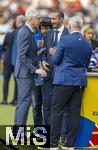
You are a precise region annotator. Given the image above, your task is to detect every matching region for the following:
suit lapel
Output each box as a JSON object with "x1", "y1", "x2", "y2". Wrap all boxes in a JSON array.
[
  {"x1": 50, "y1": 29, "x2": 55, "y2": 47},
  {"x1": 24, "y1": 24, "x2": 33, "y2": 36}
]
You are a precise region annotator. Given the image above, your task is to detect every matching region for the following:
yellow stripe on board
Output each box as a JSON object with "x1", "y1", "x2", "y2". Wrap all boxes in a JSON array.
[{"x1": 81, "y1": 76, "x2": 98, "y2": 124}]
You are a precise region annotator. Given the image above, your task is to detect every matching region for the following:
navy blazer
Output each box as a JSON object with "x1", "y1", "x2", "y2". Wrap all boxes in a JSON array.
[
  {"x1": 14, "y1": 24, "x2": 37, "y2": 78},
  {"x1": 2, "y1": 31, "x2": 14, "y2": 65},
  {"x1": 43, "y1": 27, "x2": 69, "y2": 81},
  {"x1": 52, "y1": 32, "x2": 92, "y2": 87}
]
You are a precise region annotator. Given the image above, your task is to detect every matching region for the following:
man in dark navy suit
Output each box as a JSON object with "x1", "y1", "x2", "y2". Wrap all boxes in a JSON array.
[
  {"x1": 14, "y1": 8, "x2": 47, "y2": 127},
  {"x1": 50, "y1": 16, "x2": 92, "y2": 150},
  {"x1": 42, "y1": 10, "x2": 69, "y2": 142},
  {"x1": 1, "y1": 31, "x2": 14, "y2": 104}
]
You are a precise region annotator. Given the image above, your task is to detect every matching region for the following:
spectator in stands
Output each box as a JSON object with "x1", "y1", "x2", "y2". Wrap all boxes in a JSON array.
[
  {"x1": 81, "y1": 24, "x2": 98, "y2": 50},
  {"x1": 10, "y1": 15, "x2": 26, "y2": 106},
  {"x1": 1, "y1": 15, "x2": 25, "y2": 105}
]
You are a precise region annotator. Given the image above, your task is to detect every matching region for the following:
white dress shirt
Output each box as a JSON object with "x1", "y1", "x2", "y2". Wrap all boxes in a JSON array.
[
  {"x1": 25, "y1": 23, "x2": 34, "y2": 33},
  {"x1": 57, "y1": 25, "x2": 65, "y2": 42}
]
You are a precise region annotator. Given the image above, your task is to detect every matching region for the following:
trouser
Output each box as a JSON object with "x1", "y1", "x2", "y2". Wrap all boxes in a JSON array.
[
  {"x1": 33, "y1": 85, "x2": 43, "y2": 125},
  {"x1": 3, "y1": 64, "x2": 18, "y2": 102},
  {"x1": 42, "y1": 81, "x2": 53, "y2": 125},
  {"x1": 43, "y1": 81, "x2": 69, "y2": 140},
  {"x1": 14, "y1": 78, "x2": 35, "y2": 125},
  {"x1": 50, "y1": 85, "x2": 84, "y2": 147}
]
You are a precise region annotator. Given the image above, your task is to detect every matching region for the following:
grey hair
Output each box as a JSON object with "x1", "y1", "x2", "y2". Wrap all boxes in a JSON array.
[
  {"x1": 16, "y1": 15, "x2": 26, "y2": 25},
  {"x1": 68, "y1": 16, "x2": 83, "y2": 30},
  {"x1": 25, "y1": 8, "x2": 40, "y2": 20}
]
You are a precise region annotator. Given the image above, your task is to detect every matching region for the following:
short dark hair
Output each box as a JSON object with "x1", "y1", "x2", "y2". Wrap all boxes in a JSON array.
[
  {"x1": 57, "y1": 10, "x2": 64, "y2": 19},
  {"x1": 51, "y1": 9, "x2": 64, "y2": 19},
  {"x1": 40, "y1": 17, "x2": 51, "y2": 23},
  {"x1": 39, "y1": 17, "x2": 52, "y2": 28}
]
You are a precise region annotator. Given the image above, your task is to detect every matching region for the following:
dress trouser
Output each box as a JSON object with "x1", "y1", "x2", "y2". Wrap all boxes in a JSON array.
[
  {"x1": 50, "y1": 85, "x2": 84, "y2": 147},
  {"x1": 32, "y1": 85, "x2": 43, "y2": 125},
  {"x1": 3, "y1": 64, "x2": 18, "y2": 102},
  {"x1": 42, "y1": 81, "x2": 53, "y2": 125},
  {"x1": 14, "y1": 78, "x2": 35, "y2": 125}
]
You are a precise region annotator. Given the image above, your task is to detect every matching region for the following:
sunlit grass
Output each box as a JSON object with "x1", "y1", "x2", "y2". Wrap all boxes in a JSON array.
[
  {"x1": 0, "y1": 75, "x2": 36, "y2": 149},
  {"x1": 0, "y1": 75, "x2": 34, "y2": 125},
  {"x1": 0, "y1": 75, "x2": 14, "y2": 103}
]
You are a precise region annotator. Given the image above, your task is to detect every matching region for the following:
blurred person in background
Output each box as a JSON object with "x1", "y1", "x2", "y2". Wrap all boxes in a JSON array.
[
  {"x1": 11, "y1": 15, "x2": 26, "y2": 69},
  {"x1": 81, "y1": 24, "x2": 98, "y2": 50},
  {"x1": 0, "y1": 51, "x2": 3, "y2": 74},
  {"x1": 0, "y1": 14, "x2": 11, "y2": 75},
  {"x1": 63, "y1": 15, "x2": 69, "y2": 28},
  {"x1": 10, "y1": 15, "x2": 26, "y2": 106},
  {"x1": 0, "y1": 15, "x2": 11, "y2": 46},
  {"x1": 1, "y1": 15, "x2": 25, "y2": 105},
  {"x1": 1, "y1": 23, "x2": 15, "y2": 105},
  {"x1": 81, "y1": 24, "x2": 98, "y2": 71}
]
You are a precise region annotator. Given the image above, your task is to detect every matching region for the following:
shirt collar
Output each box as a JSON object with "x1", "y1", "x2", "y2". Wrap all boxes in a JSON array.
[
  {"x1": 54, "y1": 25, "x2": 65, "y2": 33},
  {"x1": 70, "y1": 31, "x2": 81, "y2": 34},
  {"x1": 25, "y1": 23, "x2": 34, "y2": 33},
  {"x1": 58, "y1": 25, "x2": 65, "y2": 33}
]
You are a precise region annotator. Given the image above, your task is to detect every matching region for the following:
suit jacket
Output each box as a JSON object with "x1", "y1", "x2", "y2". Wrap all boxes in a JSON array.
[
  {"x1": 14, "y1": 24, "x2": 37, "y2": 79},
  {"x1": 43, "y1": 27, "x2": 69, "y2": 81},
  {"x1": 52, "y1": 32, "x2": 92, "y2": 87},
  {"x1": 91, "y1": 39, "x2": 98, "y2": 50},
  {"x1": 2, "y1": 31, "x2": 14, "y2": 65},
  {"x1": 11, "y1": 27, "x2": 23, "y2": 66}
]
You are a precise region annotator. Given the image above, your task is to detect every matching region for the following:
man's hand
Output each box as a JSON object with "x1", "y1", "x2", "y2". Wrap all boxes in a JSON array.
[
  {"x1": 37, "y1": 48, "x2": 46, "y2": 55},
  {"x1": 49, "y1": 47, "x2": 56, "y2": 55},
  {"x1": 35, "y1": 69, "x2": 47, "y2": 77},
  {"x1": 42, "y1": 61, "x2": 49, "y2": 71},
  {"x1": 37, "y1": 50, "x2": 43, "y2": 55}
]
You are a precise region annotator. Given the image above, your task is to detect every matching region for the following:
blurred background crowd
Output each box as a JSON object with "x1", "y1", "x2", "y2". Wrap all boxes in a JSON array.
[
  {"x1": 0, "y1": 0, "x2": 98, "y2": 50},
  {"x1": 0, "y1": 0, "x2": 98, "y2": 39}
]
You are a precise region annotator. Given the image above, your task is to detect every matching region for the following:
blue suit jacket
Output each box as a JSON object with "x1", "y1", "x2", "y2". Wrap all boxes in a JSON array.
[
  {"x1": 43, "y1": 27, "x2": 69, "y2": 81},
  {"x1": 52, "y1": 32, "x2": 92, "y2": 87},
  {"x1": 11, "y1": 27, "x2": 22, "y2": 66},
  {"x1": 14, "y1": 24, "x2": 37, "y2": 79},
  {"x1": 2, "y1": 31, "x2": 14, "y2": 65}
]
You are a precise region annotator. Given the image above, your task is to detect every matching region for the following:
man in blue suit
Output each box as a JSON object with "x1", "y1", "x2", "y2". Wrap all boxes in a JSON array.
[
  {"x1": 50, "y1": 16, "x2": 92, "y2": 149},
  {"x1": 42, "y1": 10, "x2": 69, "y2": 143},
  {"x1": 14, "y1": 8, "x2": 47, "y2": 127}
]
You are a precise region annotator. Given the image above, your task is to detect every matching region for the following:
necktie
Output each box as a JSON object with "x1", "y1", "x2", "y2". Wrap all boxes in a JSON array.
[{"x1": 53, "y1": 30, "x2": 59, "y2": 48}]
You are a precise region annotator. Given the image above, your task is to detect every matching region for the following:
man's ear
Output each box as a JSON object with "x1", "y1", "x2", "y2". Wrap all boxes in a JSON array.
[{"x1": 59, "y1": 17, "x2": 63, "y2": 24}]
